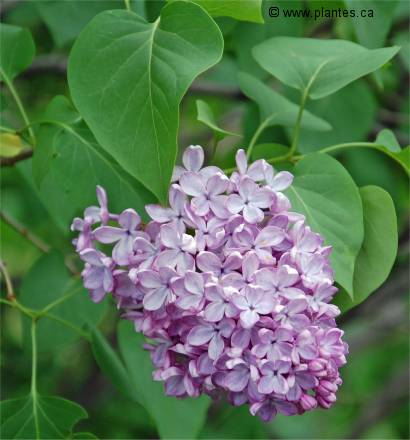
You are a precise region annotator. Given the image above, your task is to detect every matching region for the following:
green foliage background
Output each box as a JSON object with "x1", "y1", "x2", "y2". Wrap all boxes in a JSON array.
[{"x1": 1, "y1": 0, "x2": 409, "y2": 439}]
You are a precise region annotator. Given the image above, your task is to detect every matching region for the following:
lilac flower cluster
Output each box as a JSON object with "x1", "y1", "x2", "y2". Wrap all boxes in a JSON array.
[{"x1": 72, "y1": 146, "x2": 348, "y2": 422}]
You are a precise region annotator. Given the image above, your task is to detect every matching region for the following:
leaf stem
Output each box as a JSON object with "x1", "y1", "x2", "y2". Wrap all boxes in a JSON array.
[
  {"x1": 289, "y1": 89, "x2": 308, "y2": 157},
  {"x1": 0, "y1": 211, "x2": 50, "y2": 252},
  {"x1": 0, "y1": 68, "x2": 36, "y2": 145},
  {"x1": 39, "y1": 285, "x2": 83, "y2": 315},
  {"x1": 319, "y1": 142, "x2": 387, "y2": 154},
  {"x1": 124, "y1": 0, "x2": 131, "y2": 11},
  {"x1": 31, "y1": 318, "x2": 40, "y2": 439},
  {"x1": 0, "y1": 259, "x2": 15, "y2": 300}
]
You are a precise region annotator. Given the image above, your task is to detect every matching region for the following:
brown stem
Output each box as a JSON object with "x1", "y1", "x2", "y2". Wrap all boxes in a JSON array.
[
  {"x1": 1, "y1": 148, "x2": 33, "y2": 166},
  {"x1": 0, "y1": 210, "x2": 50, "y2": 253},
  {"x1": 0, "y1": 259, "x2": 15, "y2": 300}
]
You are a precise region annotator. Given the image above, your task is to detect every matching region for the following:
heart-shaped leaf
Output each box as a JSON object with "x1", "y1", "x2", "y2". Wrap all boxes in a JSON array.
[
  {"x1": 253, "y1": 37, "x2": 399, "y2": 99},
  {"x1": 1, "y1": 395, "x2": 87, "y2": 439},
  {"x1": 334, "y1": 186, "x2": 398, "y2": 313},
  {"x1": 118, "y1": 321, "x2": 210, "y2": 439},
  {"x1": 0, "y1": 23, "x2": 35, "y2": 81},
  {"x1": 68, "y1": 2, "x2": 223, "y2": 203},
  {"x1": 285, "y1": 153, "x2": 364, "y2": 296},
  {"x1": 238, "y1": 72, "x2": 331, "y2": 131},
  {"x1": 31, "y1": 96, "x2": 155, "y2": 231}
]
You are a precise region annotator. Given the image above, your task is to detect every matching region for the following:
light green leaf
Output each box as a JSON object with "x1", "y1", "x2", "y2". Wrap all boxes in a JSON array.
[
  {"x1": 31, "y1": 96, "x2": 155, "y2": 231},
  {"x1": 238, "y1": 72, "x2": 331, "y2": 131},
  {"x1": 285, "y1": 153, "x2": 364, "y2": 296},
  {"x1": 0, "y1": 23, "x2": 35, "y2": 81},
  {"x1": 253, "y1": 37, "x2": 399, "y2": 99},
  {"x1": 196, "y1": 100, "x2": 240, "y2": 140},
  {"x1": 68, "y1": 2, "x2": 223, "y2": 203},
  {"x1": 118, "y1": 321, "x2": 210, "y2": 439},
  {"x1": 334, "y1": 186, "x2": 398, "y2": 313},
  {"x1": 0, "y1": 133, "x2": 24, "y2": 158},
  {"x1": 90, "y1": 326, "x2": 138, "y2": 403},
  {"x1": 1, "y1": 395, "x2": 87, "y2": 439},
  {"x1": 35, "y1": 0, "x2": 118, "y2": 48},
  {"x1": 345, "y1": 0, "x2": 398, "y2": 49},
  {"x1": 290, "y1": 80, "x2": 377, "y2": 153},
  {"x1": 181, "y1": 0, "x2": 263, "y2": 23},
  {"x1": 20, "y1": 251, "x2": 106, "y2": 351},
  {"x1": 375, "y1": 128, "x2": 401, "y2": 152}
]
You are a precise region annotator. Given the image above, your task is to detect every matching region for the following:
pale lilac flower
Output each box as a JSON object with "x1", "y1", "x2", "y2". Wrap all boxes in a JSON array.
[
  {"x1": 180, "y1": 172, "x2": 229, "y2": 218},
  {"x1": 231, "y1": 149, "x2": 267, "y2": 183},
  {"x1": 94, "y1": 209, "x2": 141, "y2": 265},
  {"x1": 146, "y1": 185, "x2": 188, "y2": 232},
  {"x1": 172, "y1": 145, "x2": 204, "y2": 181},
  {"x1": 156, "y1": 223, "x2": 196, "y2": 271},
  {"x1": 255, "y1": 265, "x2": 304, "y2": 300},
  {"x1": 275, "y1": 298, "x2": 310, "y2": 331},
  {"x1": 187, "y1": 318, "x2": 235, "y2": 360},
  {"x1": 232, "y1": 286, "x2": 275, "y2": 328},
  {"x1": 203, "y1": 284, "x2": 238, "y2": 322},
  {"x1": 258, "y1": 360, "x2": 291, "y2": 395},
  {"x1": 139, "y1": 267, "x2": 178, "y2": 311},
  {"x1": 173, "y1": 271, "x2": 206, "y2": 310},
  {"x1": 196, "y1": 251, "x2": 242, "y2": 276},
  {"x1": 265, "y1": 166, "x2": 293, "y2": 191},
  {"x1": 227, "y1": 177, "x2": 275, "y2": 223},
  {"x1": 252, "y1": 327, "x2": 293, "y2": 361},
  {"x1": 80, "y1": 249, "x2": 114, "y2": 302}
]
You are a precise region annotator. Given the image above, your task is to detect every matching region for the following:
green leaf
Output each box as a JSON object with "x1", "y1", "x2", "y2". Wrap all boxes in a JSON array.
[
  {"x1": 237, "y1": 72, "x2": 331, "y2": 131},
  {"x1": 89, "y1": 326, "x2": 138, "y2": 403},
  {"x1": 253, "y1": 37, "x2": 400, "y2": 99},
  {"x1": 68, "y1": 2, "x2": 223, "y2": 203},
  {"x1": 31, "y1": 96, "x2": 155, "y2": 231},
  {"x1": 20, "y1": 251, "x2": 106, "y2": 351},
  {"x1": 35, "y1": 0, "x2": 118, "y2": 48},
  {"x1": 393, "y1": 31, "x2": 410, "y2": 72},
  {"x1": 334, "y1": 186, "x2": 398, "y2": 313},
  {"x1": 0, "y1": 23, "x2": 35, "y2": 81},
  {"x1": 196, "y1": 99, "x2": 240, "y2": 140},
  {"x1": 251, "y1": 143, "x2": 289, "y2": 161},
  {"x1": 291, "y1": 80, "x2": 377, "y2": 153},
  {"x1": 285, "y1": 153, "x2": 364, "y2": 296},
  {"x1": 72, "y1": 432, "x2": 98, "y2": 439},
  {"x1": 180, "y1": 0, "x2": 263, "y2": 23},
  {"x1": 232, "y1": 0, "x2": 304, "y2": 78},
  {"x1": 375, "y1": 128, "x2": 401, "y2": 152},
  {"x1": 345, "y1": 0, "x2": 398, "y2": 49},
  {"x1": 118, "y1": 321, "x2": 210, "y2": 439},
  {"x1": 1, "y1": 395, "x2": 87, "y2": 439}
]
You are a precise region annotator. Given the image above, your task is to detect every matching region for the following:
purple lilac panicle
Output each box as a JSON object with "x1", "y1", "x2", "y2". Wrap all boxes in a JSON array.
[{"x1": 72, "y1": 146, "x2": 348, "y2": 422}]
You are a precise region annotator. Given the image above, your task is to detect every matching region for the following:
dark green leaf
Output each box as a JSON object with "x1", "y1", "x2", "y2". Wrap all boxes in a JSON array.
[
  {"x1": 251, "y1": 143, "x2": 289, "y2": 161},
  {"x1": 68, "y1": 3, "x2": 223, "y2": 203},
  {"x1": 35, "y1": 0, "x2": 118, "y2": 48},
  {"x1": 20, "y1": 251, "x2": 106, "y2": 351},
  {"x1": 238, "y1": 72, "x2": 331, "y2": 131},
  {"x1": 1, "y1": 395, "x2": 87, "y2": 439},
  {"x1": 0, "y1": 23, "x2": 35, "y2": 81},
  {"x1": 196, "y1": 100, "x2": 240, "y2": 140},
  {"x1": 345, "y1": 0, "x2": 398, "y2": 49},
  {"x1": 253, "y1": 37, "x2": 399, "y2": 99},
  {"x1": 334, "y1": 186, "x2": 398, "y2": 313},
  {"x1": 181, "y1": 0, "x2": 263, "y2": 23},
  {"x1": 31, "y1": 96, "x2": 155, "y2": 231},
  {"x1": 118, "y1": 321, "x2": 210, "y2": 439},
  {"x1": 72, "y1": 432, "x2": 98, "y2": 439},
  {"x1": 285, "y1": 153, "x2": 364, "y2": 296},
  {"x1": 89, "y1": 326, "x2": 138, "y2": 403}
]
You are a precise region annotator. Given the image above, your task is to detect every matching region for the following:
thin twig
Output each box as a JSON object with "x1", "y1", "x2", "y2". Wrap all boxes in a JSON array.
[
  {"x1": 0, "y1": 148, "x2": 33, "y2": 166},
  {"x1": 0, "y1": 210, "x2": 50, "y2": 253},
  {"x1": 0, "y1": 259, "x2": 15, "y2": 300}
]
